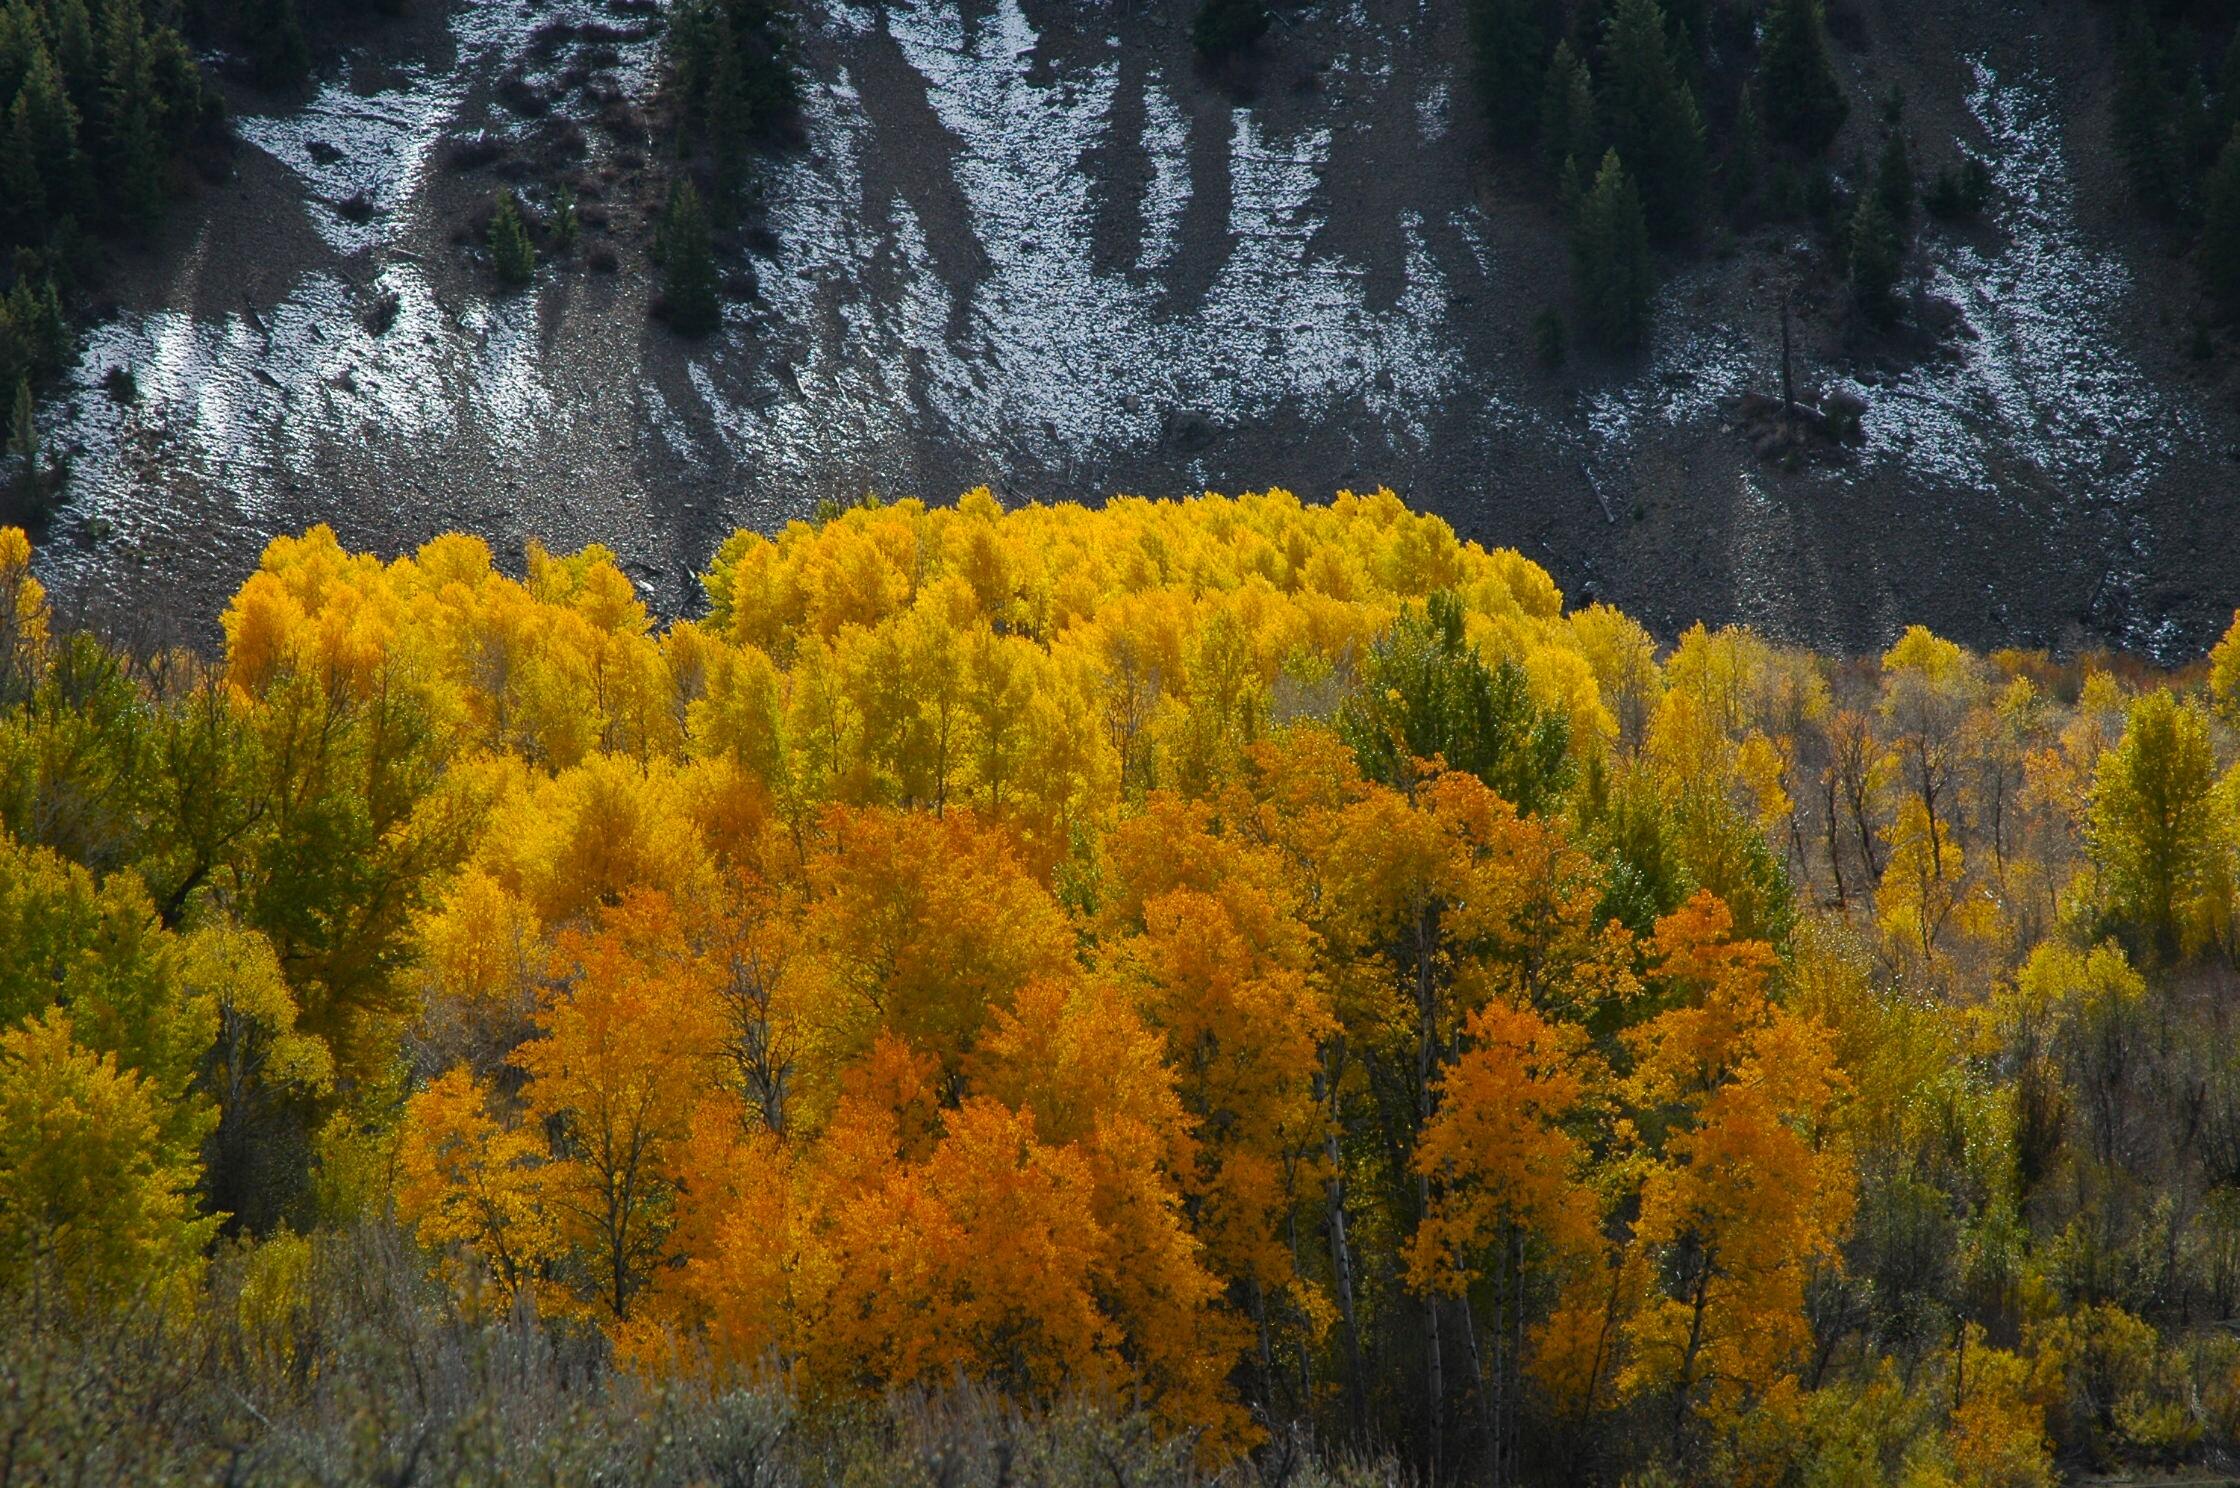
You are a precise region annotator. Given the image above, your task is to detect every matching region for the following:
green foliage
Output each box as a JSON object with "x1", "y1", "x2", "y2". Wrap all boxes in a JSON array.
[
  {"x1": 0, "y1": 1007, "x2": 214, "y2": 1306},
  {"x1": 1923, "y1": 153, "x2": 1991, "y2": 221},
  {"x1": 1598, "y1": 0, "x2": 1706, "y2": 242},
  {"x1": 1531, "y1": 305, "x2": 1566, "y2": 369},
  {"x1": 1191, "y1": 0, "x2": 1270, "y2": 61},
  {"x1": 1847, "y1": 187, "x2": 1902, "y2": 327},
  {"x1": 1573, "y1": 148, "x2": 1655, "y2": 350},
  {"x1": 667, "y1": 0, "x2": 799, "y2": 208},
  {"x1": 2090, "y1": 690, "x2": 2216, "y2": 963},
  {"x1": 2114, "y1": 6, "x2": 2182, "y2": 219},
  {"x1": 1876, "y1": 117, "x2": 1914, "y2": 229},
  {"x1": 1335, "y1": 589, "x2": 1573, "y2": 813},
  {"x1": 1754, "y1": 0, "x2": 1847, "y2": 157},
  {"x1": 2201, "y1": 124, "x2": 2240, "y2": 316},
  {"x1": 487, "y1": 190, "x2": 535, "y2": 289},
  {"x1": 1539, "y1": 40, "x2": 1599, "y2": 188},
  {"x1": 1466, "y1": 0, "x2": 1545, "y2": 148},
  {"x1": 656, "y1": 178, "x2": 721, "y2": 337},
  {"x1": 239, "y1": 0, "x2": 309, "y2": 90}
]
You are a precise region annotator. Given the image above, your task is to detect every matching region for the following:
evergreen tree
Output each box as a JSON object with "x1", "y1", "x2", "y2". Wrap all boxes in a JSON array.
[
  {"x1": 706, "y1": 19, "x2": 750, "y2": 207},
  {"x1": 1725, "y1": 86, "x2": 1764, "y2": 218},
  {"x1": 1466, "y1": 0, "x2": 1546, "y2": 149},
  {"x1": 1754, "y1": 0, "x2": 1846, "y2": 156},
  {"x1": 1847, "y1": 189, "x2": 1901, "y2": 327},
  {"x1": 1192, "y1": 0, "x2": 1269, "y2": 61},
  {"x1": 488, "y1": 191, "x2": 535, "y2": 289},
  {"x1": 656, "y1": 179, "x2": 720, "y2": 337},
  {"x1": 1335, "y1": 589, "x2": 1574, "y2": 811},
  {"x1": 2114, "y1": 6, "x2": 2180, "y2": 218},
  {"x1": 95, "y1": 3, "x2": 163, "y2": 233},
  {"x1": 1539, "y1": 41, "x2": 1598, "y2": 186},
  {"x1": 240, "y1": 0, "x2": 310, "y2": 90},
  {"x1": 1574, "y1": 149, "x2": 1655, "y2": 350},
  {"x1": 2218, "y1": 27, "x2": 2240, "y2": 149},
  {"x1": 7, "y1": 374, "x2": 36, "y2": 511},
  {"x1": 1599, "y1": 0, "x2": 1706, "y2": 242},
  {"x1": 2200, "y1": 124, "x2": 2240, "y2": 315},
  {"x1": 552, "y1": 184, "x2": 580, "y2": 252},
  {"x1": 1876, "y1": 119, "x2": 1914, "y2": 229},
  {"x1": 49, "y1": 0, "x2": 94, "y2": 119}
]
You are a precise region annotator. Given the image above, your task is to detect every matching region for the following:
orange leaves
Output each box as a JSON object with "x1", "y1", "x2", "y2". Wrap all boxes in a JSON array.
[
  {"x1": 1620, "y1": 892, "x2": 1853, "y2": 1427},
  {"x1": 796, "y1": 806, "x2": 1073, "y2": 1094},
  {"x1": 1409, "y1": 998, "x2": 1600, "y2": 1295},
  {"x1": 395, "y1": 1067, "x2": 557, "y2": 1307}
]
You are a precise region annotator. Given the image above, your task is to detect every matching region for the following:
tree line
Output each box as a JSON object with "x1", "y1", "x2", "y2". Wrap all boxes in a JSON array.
[{"x1": 6, "y1": 492, "x2": 2240, "y2": 1481}]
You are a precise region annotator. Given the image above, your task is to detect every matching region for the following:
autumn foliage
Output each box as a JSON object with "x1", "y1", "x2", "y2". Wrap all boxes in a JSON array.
[{"x1": 8, "y1": 492, "x2": 2240, "y2": 1483}]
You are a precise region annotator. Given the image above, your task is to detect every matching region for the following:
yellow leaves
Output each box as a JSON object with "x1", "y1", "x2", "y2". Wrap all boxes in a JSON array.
[
  {"x1": 0, "y1": 524, "x2": 47, "y2": 668},
  {"x1": 182, "y1": 919, "x2": 333, "y2": 1104},
  {"x1": 1618, "y1": 893, "x2": 1854, "y2": 1428},
  {"x1": 396, "y1": 1066, "x2": 557, "y2": 1306},
  {"x1": 1408, "y1": 998, "x2": 1599, "y2": 1294},
  {"x1": 0, "y1": 1007, "x2": 213, "y2": 1308},
  {"x1": 1947, "y1": 1328, "x2": 2055, "y2": 1488},
  {"x1": 1884, "y1": 624, "x2": 1971, "y2": 686}
]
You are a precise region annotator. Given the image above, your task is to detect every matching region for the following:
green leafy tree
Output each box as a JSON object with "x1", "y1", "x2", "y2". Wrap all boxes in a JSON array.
[
  {"x1": 1599, "y1": 0, "x2": 1706, "y2": 241},
  {"x1": 488, "y1": 190, "x2": 536, "y2": 289},
  {"x1": 1754, "y1": 0, "x2": 1847, "y2": 156},
  {"x1": 657, "y1": 179, "x2": 721, "y2": 337},
  {"x1": 0, "y1": 1007, "x2": 214, "y2": 1307},
  {"x1": 1337, "y1": 590, "x2": 1573, "y2": 813},
  {"x1": 1573, "y1": 148, "x2": 1655, "y2": 351}
]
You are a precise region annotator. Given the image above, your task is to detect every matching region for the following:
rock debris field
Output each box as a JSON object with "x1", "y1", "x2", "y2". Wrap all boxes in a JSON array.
[{"x1": 29, "y1": 0, "x2": 2240, "y2": 659}]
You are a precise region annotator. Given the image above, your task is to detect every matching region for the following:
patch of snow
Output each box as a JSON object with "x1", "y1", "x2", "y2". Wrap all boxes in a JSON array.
[
  {"x1": 1137, "y1": 73, "x2": 1190, "y2": 276},
  {"x1": 1417, "y1": 78, "x2": 1450, "y2": 144},
  {"x1": 1832, "y1": 58, "x2": 2187, "y2": 509}
]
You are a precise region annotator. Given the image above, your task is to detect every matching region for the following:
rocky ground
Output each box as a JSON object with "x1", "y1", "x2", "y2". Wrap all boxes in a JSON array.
[{"x1": 23, "y1": 0, "x2": 2240, "y2": 661}]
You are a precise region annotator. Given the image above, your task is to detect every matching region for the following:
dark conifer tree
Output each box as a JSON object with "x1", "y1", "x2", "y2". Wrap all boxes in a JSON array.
[
  {"x1": 1599, "y1": 0, "x2": 1705, "y2": 242},
  {"x1": 488, "y1": 191, "x2": 535, "y2": 288},
  {"x1": 2115, "y1": 7, "x2": 2181, "y2": 218},
  {"x1": 1725, "y1": 86, "x2": 1764, "y2": 218},
  {"x1": 1877, "y1": 118, "x2": 1914, "y2": 230},
  {"x1": 6, "y1": 373, "x2": 37, "y2": 512},
  {"x1": 656, "y1": 179, "x2": 721, "y2": 337},
  {"x1": 1466, "y1": 0, "x2": 1546, "y2": 148},
  {"x1": 1848, "y1": 189, "x2": 1902, "y2": 326},
  {"x1": 1539, "y1": 40, "x2": 1598, "y2": 186},
  {"x1": 240, "y1": 0, "x2": 310, "y2": 90},
  {"x1": 1574, "y1": 149, "x2": 1654, "y2": 350},
  {"x1": 2200, "y1": 124, "x2": 2240, "y2": 315},
  {"x1": 1755, "y1": 0, "x2": 1846, "y2": 156},
  {"x1": 95, "y1": 3, "x2": 164, "y2": 232},
  {"x1": 1191, "y1": 0, "x2": 1269, "y2": 61}
]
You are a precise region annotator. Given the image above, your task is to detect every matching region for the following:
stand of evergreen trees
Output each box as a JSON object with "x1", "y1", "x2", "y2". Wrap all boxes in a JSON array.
[
  {"x1": 654, "y1": 0, "x2": 797, "y2": 336},
  {"x1": 2114, "y1": 5, "x2": 2240, "y2": 320},
  {"x1": 0, "y1": 0, "x2": 227, "y2": 518},
  {"x1": 1469, "y1": 0, "x2": 1975, "y2": 353}
]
